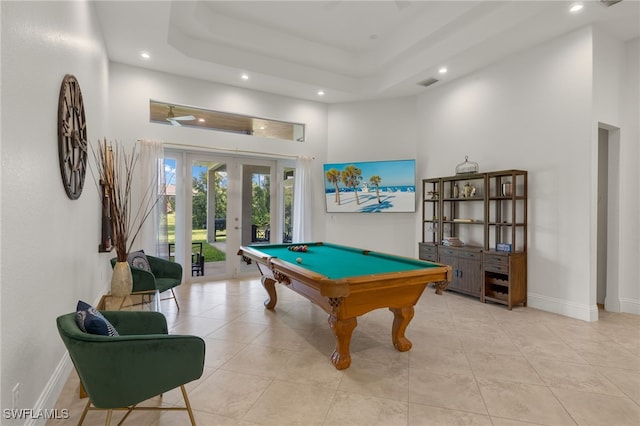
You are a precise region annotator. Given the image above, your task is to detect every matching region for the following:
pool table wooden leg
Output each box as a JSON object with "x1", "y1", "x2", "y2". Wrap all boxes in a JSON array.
[
  {"x1": 328, "y1": 315, "x2": 357, "y2": 370},
  {"x1": 434, "y1": 280, "x2": 449, "y2": 295},
  {"x1": 390, "y1": 306, "x2": 414, "y2": 351},
  {"x1": 261, "y1": 276, "x2": 277, "y2": 309}
]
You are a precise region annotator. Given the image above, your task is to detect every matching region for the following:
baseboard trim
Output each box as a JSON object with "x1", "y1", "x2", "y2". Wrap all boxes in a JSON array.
[
  {"x1": 26, "y1": 353, "x2": 73, "y2": 426},
  {"x1": 527, "y1": 293, "x2": 598, "y2": 322},
  {"x1": 620, "y1": 298, "x2": 640, "y2": 315}
]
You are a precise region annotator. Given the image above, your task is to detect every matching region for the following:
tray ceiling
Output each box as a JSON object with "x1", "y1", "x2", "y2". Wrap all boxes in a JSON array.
[{"x1": 96, "y1": 1, "x2": 640, "y2": 103}]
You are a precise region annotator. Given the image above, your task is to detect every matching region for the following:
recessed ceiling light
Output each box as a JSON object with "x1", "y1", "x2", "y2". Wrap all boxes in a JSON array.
[
  {"x1": 198, "y1": 118, "x2": 205, "y2": 123},
  {"x1": 317, "y1": 90, "x2": 325, "y2": 96},
  {"x1": 438, "y1": 67, "x2": 448, "y2": 74},
  {"x1": 570, "y1": 3, "x2": 583, "y2": 13},
  {"x1": 241, "y1": 74, "x2": 249, "y2": 80},
  {"x1": 140, "y1": 51, "x2": 150, "y2": 59}
]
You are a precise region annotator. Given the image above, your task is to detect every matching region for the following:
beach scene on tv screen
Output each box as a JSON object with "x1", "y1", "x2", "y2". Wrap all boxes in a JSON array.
[{"x1": 323, "y1": 159, "x2": 416, "y2": 213}]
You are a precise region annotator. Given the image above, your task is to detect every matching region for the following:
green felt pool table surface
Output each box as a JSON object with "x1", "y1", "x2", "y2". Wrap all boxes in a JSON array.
[{"x1": 247, "y1": 242, "x2": 443, "y2": 280}]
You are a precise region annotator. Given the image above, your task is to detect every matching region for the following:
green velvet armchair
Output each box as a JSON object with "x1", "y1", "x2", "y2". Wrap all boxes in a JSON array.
[
  {"x1": 57, "y1": 310, "x2": 205, "y2": 425},
  {"x1": 111, "y1": 255, "x2": 183, "y2": 309}
]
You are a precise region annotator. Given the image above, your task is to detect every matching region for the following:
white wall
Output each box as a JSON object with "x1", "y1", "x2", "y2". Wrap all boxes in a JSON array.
[
  {"x1": 592, "y1": 29, "x2": 624, "y2": 313},
  {"x1": 593, "y1": 28, "x2": 624, "y2": 127},
  {"x1": 1, "y1": 0, "x2": 110, "y2": 420},
  {"x1": 107, "y1": 63, "x2": 329, "y2": 245},
  {"x1": 416, "y1": 27, "x2": 596, "y2": 320},
  {"x1": 325, "y1": 97, "x2": 419, "y2": 257},
  {"x1": 617, "y1": 37, "x2": 640, "y2": 313},
  {"x1": 583, "y1": 29, "x2": 639, "y2": 315}
]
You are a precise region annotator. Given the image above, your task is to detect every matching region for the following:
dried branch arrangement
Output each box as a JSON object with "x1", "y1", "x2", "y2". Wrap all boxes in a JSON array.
[{"x1": 92, "y1": 139, "x2": 165, "y2": 262}]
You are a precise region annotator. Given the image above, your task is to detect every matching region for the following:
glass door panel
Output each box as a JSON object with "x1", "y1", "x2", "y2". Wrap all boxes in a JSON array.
[
  {"x1": 191, "y1": 160, "x2": 228, "y2": 279},
  {"x1": 164, "y1": 156, "x2": 179, "y2": 264},
  {"x1": 241, "y1": 164, "x2": 272, "y2": 246},
  {"x1": 283, "y1": 167, "x2": 295, "y2": 243},
  {"x1": 236, "y1": 161, "x2": 277, "y2": 276}
]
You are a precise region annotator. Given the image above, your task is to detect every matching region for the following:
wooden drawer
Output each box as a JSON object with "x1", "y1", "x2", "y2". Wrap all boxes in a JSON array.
[
  {"x1": 439, "y1": 247, "x2": 482, "y2": 261},
  {"x1": 419, "y1": 244, "x2": 437, "y2": 261},
  {"x1": 484, "y1": 262, "x2": 509, "y2": 274},
  {"x1": 484, "y1": 253, "x2": 509, "y2": 265}
]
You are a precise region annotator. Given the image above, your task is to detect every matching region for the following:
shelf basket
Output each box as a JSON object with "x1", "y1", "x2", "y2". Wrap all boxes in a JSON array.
[{"x1": 455, "y1": 156, "x2": 479, "y2": 175}]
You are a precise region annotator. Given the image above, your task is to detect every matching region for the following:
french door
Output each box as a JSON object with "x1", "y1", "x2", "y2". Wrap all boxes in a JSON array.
[{"x1": 166, "y1": 151, "x2": 278, "y2": 281}]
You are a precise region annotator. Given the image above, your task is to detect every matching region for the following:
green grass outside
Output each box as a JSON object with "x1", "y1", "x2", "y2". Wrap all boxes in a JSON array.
[{"x1": 167, "y1": 212, "x2": 226, "y2": 261}]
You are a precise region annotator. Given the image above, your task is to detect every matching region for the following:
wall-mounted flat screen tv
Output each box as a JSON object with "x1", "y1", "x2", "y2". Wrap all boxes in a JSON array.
[{"x1": 323, "y1": 159, "x2": 416, "y2": 213}]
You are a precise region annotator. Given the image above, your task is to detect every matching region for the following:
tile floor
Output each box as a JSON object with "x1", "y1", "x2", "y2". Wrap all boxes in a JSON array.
[{"x1": 49, "y1": 278, "x2": 640, "y2": 425}]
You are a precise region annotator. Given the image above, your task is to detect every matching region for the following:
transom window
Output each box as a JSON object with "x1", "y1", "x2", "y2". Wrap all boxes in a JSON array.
[{"x1": 149, "y1": 100, "x2": 305, "y2": 142}]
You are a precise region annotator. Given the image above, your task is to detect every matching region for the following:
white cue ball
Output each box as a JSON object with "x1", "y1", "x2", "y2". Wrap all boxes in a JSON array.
[{"x1": 296, "y1": 257, "x2": 302, "y2": 264}]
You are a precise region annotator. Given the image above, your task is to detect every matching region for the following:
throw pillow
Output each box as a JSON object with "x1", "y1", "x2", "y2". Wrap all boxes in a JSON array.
[
  {"x1": 75, "y1": 300, "x2": 119, "y2": 336},
  {"x1": 127, "y1": 250, "x2": 151, "y2": 272}
]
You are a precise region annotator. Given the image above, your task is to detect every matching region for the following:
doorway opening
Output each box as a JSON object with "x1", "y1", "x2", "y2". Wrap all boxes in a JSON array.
[{"x1": 597, "y1": 124, "x2": 621, "y2": 312}]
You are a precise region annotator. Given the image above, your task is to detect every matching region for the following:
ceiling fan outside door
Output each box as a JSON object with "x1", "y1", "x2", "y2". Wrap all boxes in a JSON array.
[{"x1": 166, "y1": 106, "x2": 195, "y2": 126}]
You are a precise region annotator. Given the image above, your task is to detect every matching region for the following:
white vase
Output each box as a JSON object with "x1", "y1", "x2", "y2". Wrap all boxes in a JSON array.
[{"x1": 111, "y1": 261, "x2": 133, "y2": 297}]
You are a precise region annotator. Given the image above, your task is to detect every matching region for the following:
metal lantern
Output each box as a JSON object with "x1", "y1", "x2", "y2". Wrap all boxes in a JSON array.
[{"x1": 455, "y1": 156, "x2": 479, "y2": 175}]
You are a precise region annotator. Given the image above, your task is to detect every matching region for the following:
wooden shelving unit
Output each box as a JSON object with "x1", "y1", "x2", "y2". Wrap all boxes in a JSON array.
[{"x1": 419, "y1": 170, "x2": 527, "y2": 309}]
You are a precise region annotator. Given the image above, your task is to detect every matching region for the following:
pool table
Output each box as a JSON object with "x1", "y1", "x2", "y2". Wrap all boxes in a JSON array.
[{"x1": 238, "y1": 242, "x2": 452, "y2": 370}]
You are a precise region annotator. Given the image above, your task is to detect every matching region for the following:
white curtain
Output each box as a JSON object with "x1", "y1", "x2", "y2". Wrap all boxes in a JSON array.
[
  {"x1": 138, "y1": 139, "x2": 168, "y2": 257},
  {"x1": 292, "y1": 155, "x2": 313, "y2": 243}
]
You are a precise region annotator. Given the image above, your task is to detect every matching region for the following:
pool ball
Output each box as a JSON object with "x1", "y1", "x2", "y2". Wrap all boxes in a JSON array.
[{"x1": 296, "y1": 257, "x2": 302, "y2": 264}]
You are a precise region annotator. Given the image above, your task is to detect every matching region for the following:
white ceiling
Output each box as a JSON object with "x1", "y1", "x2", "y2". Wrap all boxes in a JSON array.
[{"x1": 95, "y1": 0, "x2": 640, "y2": 103}]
